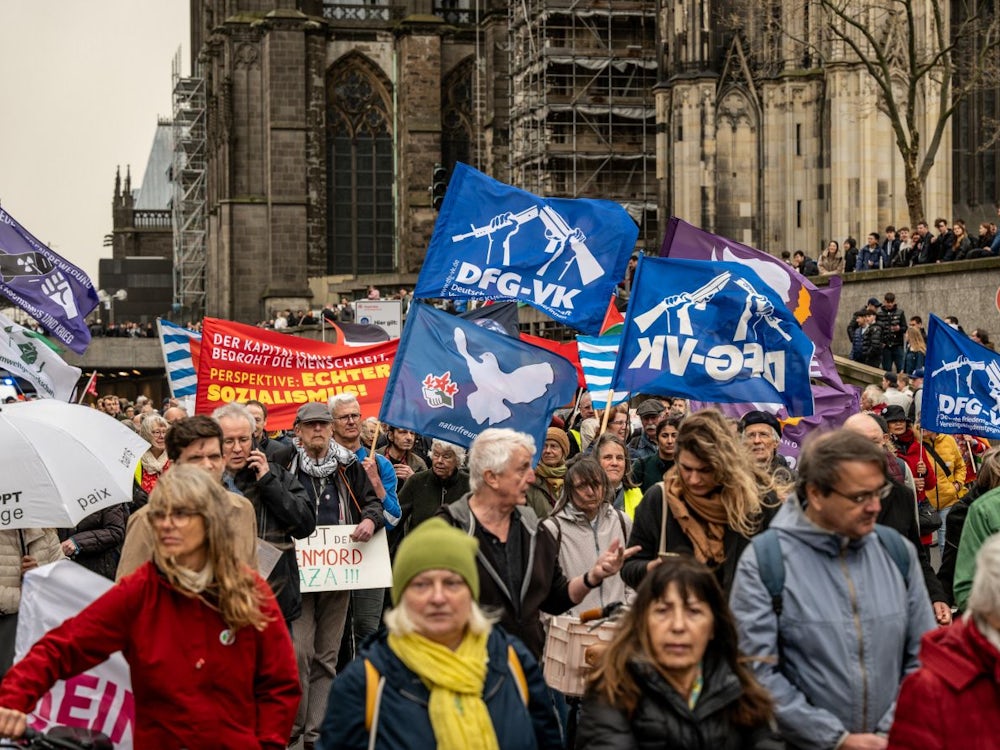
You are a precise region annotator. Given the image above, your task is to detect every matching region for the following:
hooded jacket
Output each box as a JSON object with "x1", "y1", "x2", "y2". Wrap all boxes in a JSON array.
[
  {"x1": 437, "y1": 495, "x2": 573, "y2": 658},
  {"x1": 729, "y1": 497, "x2": 935, "y2": 749},
  {"x1": 888, "y1": 616, "x2": 1000, "y2": 749},
  {"x1": 541, "y1": 500, "x2": 632, "y2": 615}
]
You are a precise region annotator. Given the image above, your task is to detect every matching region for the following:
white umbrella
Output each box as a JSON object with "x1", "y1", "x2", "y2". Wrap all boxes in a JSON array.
[{"x1": 0, "y1": 400, "x2": 149, "y2": 529}]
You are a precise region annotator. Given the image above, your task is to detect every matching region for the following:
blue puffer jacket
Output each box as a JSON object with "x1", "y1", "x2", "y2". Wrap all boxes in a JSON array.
[
  {"x1": 316, "y1": 626, "x2": 563, "y2": 750},
  {"x1": 729, "y1": 496, "x2": 935, "y2": 750}
]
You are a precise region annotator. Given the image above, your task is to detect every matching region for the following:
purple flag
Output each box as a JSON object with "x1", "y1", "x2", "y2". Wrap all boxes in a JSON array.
[
  {"x1": 0, "y1": 208, "x2": 98, "y2": 354},
  {"x1": 778, "y1": 381, "x2": 860, "y2": 468},
  {"x1": 661, "y1": 217, "x2": 840, "y2": 348}
]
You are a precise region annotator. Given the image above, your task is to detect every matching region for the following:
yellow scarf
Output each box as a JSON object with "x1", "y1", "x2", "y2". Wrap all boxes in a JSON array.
[{"x1": 387, "y1": 629, "x2": 499, "y2": 750}]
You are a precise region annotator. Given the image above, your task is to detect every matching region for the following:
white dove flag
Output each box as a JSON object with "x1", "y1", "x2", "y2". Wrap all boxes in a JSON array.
[
  {"x1": 0, "y1": 311, "x2": 82, "y2": 401},
  {"x1": 378, "y1": 302, "x2": 579, "y2": 455}
]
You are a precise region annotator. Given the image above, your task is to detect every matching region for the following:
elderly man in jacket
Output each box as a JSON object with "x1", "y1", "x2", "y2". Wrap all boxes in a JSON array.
[
  {"x1": 287, "y1": 401, "x2": 384, "y2": 750},
  {"x1": 437, "y1": 427, "x2": 638, "y2": 658},
  {"x1": 730, "y1": 429, "x2": 935, "y2": 750},
  {"x1": 213, "y1": 402, "x2": 315, "y2": 626}
]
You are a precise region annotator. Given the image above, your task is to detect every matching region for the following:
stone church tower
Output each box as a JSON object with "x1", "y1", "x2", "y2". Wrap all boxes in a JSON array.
[
  {"x1": 182, "y1": 1, "x2": 995, "y2": 323},
  {"x1": 188, "y1": 0, "x2": 517, "y2": 323},
  {"x1": 656, "y1": 0, "x2": 960, "y2": 256}
]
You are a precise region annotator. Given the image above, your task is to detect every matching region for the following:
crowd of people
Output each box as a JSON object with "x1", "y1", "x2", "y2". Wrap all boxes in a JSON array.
[
  {"x1": 789, "y1": 206, "x2": 1000, "y2": 276},
  {"x1": 2, "y1": 296, "x2": 1000, "y2": 747}
]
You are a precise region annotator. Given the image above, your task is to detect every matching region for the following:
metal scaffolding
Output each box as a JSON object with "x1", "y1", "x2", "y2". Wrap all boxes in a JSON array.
[
  {"x1": 508, "y1": 0, "x2": 659, "y2": 249},
  {"x1": 171, "y1": 48, "x2": 207, "y2": 320}
]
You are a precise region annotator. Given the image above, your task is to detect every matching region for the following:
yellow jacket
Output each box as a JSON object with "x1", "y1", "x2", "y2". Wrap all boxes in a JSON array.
[{"x1": 923, "y1": 432, "x2": 967, "y2": 510}]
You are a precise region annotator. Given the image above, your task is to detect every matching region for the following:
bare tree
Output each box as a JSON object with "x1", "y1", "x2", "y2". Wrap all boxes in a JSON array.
[{"x1": 728, "y1": 0, "x2": 1000, "y2": 224}]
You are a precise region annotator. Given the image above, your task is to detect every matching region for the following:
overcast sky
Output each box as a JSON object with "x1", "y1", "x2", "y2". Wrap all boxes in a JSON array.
[{"x1": 0, "y1": 2, "x2": 189, "y2": 284}]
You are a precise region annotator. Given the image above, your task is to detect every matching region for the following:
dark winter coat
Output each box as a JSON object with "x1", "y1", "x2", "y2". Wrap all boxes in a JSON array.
[
  {"x1": 232, "y1": 462, "x2": 316, "y2": 622},
  {"x1": 632, "y1": 453, "x2": 674, "y2": 494},
  {"x1": 877, "y1": 478, "x2": 947, "y2": 605},
  {"x1": 437, "y1": 495, "x2": 574, "y2": 658},
  {"x1": 317, "y1": 627, "x2": 563, "y2": 750},
  {"x1": 58, "y1": 504, "x2": 128, "y2": 581},
  {"x1": 862, "y1": 323, "x2": 883, "y2": 367},
  {"x1": 620, "y1": 480, "x2": 779, "y2": 595},
  {"x1": 888, "y1": 616, "x2": 1000, "y2": 749},
  {"x1": 876, "y1": 305, "x2": 907, "y2": 348},
  {"x1": 576, "y1": 652, "x2": 784, "y2": 750},
  {"x1": 396, "y1": 467, "x2": 471, "y2": 535}
]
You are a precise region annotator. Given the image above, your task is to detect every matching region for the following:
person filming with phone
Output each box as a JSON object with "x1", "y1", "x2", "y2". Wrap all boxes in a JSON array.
[{"x1": 622, "y1": 410, "x2": 780, "y2": 595}]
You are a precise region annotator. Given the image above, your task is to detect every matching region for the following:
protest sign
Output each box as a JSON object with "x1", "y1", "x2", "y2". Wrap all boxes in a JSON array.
[
  {"x1": 295, "y1": 525, "x2": 392, "y2": 593},
  {"x1": 196, "y1": 317, "x2": 398, "y2": 429},
  {"x1": 17, "y1": 561, "x2": 134, "y2": 748},
  {"x1": 354, "y1": 300, "x2": 402, "y2": 338}
]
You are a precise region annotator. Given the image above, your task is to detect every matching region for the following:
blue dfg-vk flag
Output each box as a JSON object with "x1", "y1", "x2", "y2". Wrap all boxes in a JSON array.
[
  {"x1": 922, "y1": 314, "x2": 1000, "y2": 438},
  {"x1": 611, "y1": 257, "x2": 815, "y2": 416},
  {"x1": 379, "y1": 303, "x2": 579, "y2": 455},
  {"x1": 0, "y1": 208, "x2": 99, "y2": 354},
  {"x1": 414, "y1": 163, "x2": 638, "y2": 335}
]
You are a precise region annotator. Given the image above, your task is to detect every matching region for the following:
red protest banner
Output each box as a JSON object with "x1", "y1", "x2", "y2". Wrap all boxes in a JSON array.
[{"x1": 196, "y1": 317, "x2": 398, "y2": 429}]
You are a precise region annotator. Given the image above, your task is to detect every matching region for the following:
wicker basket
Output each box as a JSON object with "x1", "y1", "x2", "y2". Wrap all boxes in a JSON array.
[{"x1": 542, "y1": 614, "x2": 620, "y2": 697}]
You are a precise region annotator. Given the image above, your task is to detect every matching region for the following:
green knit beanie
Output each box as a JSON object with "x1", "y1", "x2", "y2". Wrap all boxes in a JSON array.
[{"x1": 391, "y1": 518, "x2": 480, "y2": 605}]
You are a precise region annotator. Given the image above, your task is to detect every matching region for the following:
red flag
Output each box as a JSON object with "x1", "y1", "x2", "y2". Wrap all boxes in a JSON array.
[
  {"x1": 599, "y1": 296, "x2": 625, "y2": 335},
  {"x1": 519, "y1": 333, "x2": 586, "y2": 388},
  {"x1": 77, "y1": 371, "x2": 98, "y2": 404}
]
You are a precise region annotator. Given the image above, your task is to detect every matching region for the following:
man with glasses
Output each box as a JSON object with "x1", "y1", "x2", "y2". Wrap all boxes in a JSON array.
[
  {"x1": 287, "y1": 401, "x2": 384, "y2": 750},
  {"x1": 328, "y1": 394, "x2": 400, "y2": 669},
  {"x1": 213, "y1": 402, "x2": 315, "y2": 626},
  {"x1": 731, "y1": 429, "x2": 935, "y2": 750},
  {"x1": 115, "y1": 415, "x2": 260, "y2": 580},
  {"x1": 844, "y1": 413, "x2": 951, "y2": 626}
]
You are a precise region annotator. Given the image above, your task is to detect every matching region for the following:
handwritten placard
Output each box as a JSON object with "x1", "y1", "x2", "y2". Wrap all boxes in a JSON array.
[{"x1": 295, "y1": 525, "x2": 392, "y2": 592}]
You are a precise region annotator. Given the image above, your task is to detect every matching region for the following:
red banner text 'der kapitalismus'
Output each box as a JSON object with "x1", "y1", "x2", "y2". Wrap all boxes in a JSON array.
[{"x1": 196, "y1": 317, "x2": 398, "y2": 430}]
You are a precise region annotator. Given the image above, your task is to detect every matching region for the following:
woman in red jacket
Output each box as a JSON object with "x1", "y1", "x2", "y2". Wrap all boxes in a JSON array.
[
  {"x1": 0, "y1": 466, "x2": 301, "y2": 749},
  {"x1": 889, "y1": 533, "x2": 1000, "y2": 748},
  {"x1": 884, "y1": 405, "x2": 937, "y2": 544}
]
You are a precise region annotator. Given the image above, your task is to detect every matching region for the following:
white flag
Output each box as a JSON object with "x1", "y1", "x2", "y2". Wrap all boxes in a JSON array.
[
  {"x1": 18, "y1": 561, "x2": 134, "y2": 748},
  {"x1": 0, "y1": 311, "x2": 81, "y2": 401}
]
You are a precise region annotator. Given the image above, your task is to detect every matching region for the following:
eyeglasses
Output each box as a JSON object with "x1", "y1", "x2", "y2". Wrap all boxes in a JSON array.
[
  {"x1": 150, "y1": 429, "x2": 168, "y2": 437},
  {"x1": 333, "y1": 413, "x2": 362, "y2": 423},
  {"x1": 826, "y1": 484, "x2": 892, "y2": 505},
  {"x1": 149, "y1": 508, "x2": 200, "y2": 526}
]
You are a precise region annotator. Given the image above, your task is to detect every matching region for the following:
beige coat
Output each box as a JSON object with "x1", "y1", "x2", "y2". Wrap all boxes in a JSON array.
[
  {"x1": 0, "y1": 528, "x2": 63, "y2": 614},
  {"x1": 116, "y1": 492, "x2": 259, "y2": 580}
]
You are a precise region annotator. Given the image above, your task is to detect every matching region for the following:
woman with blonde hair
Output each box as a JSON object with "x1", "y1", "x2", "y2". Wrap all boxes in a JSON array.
[
  {"x1": 0, "y1": 466, "x2": 300, "y2": 748},
  {"x1": 903, "y1": 325, "x2": 926, "y2": 375},
  {"x1": 578, "y1": 556, "x2": 783, "y2": 749},
  {"x1": 621, "y1": 410, "x2": 778, "y2": 594}
]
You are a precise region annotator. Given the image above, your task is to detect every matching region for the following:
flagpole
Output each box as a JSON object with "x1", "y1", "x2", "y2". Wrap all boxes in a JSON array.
[
  {"x1": 77, "y1": 371, "x2": 97, "y2": 404},
  {"x1": 599, "y1": 389, "x2": 613, "y2": 435},
  {"x1": 370, "y1": 421, "x2": 380, "y2": 456},
  {"x1": 567, "y1": 387, "x2": 584, "y2": 428}
]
